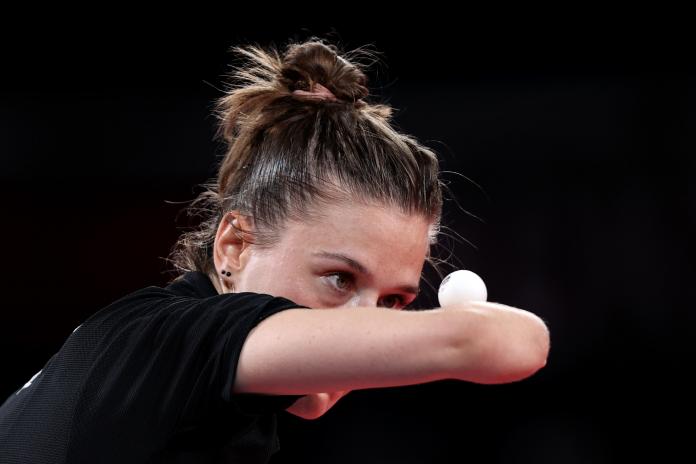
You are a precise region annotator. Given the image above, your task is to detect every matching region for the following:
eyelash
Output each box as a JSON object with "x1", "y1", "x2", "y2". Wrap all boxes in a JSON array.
[{"x1": 325, "y1": 272, "x2": 407, "y2": 308}]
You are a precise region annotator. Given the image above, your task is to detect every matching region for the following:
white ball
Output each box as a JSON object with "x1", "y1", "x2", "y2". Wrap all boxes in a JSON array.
[{"x1": 438, "y1": 270, "x2": 488, "y2": 307}]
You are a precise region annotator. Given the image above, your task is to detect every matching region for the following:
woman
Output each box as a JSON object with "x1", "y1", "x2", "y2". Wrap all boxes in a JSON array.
[{"x1": 0, "y1": 38, "x2": 550, "y2": 463}]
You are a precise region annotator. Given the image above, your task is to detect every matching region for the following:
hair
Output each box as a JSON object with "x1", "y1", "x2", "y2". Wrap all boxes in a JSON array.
[{"x1": 165, "y1": 36, "x2": 452, "y2": 290}]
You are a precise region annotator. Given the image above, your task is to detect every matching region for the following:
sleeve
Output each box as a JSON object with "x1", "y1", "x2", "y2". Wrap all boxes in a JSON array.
[
  {"x1": 219, "y1": 293, "x2": 311, "y2": 415},
  {"x1": 61, "y1": 290, "x2": 310, "y2": 460}
]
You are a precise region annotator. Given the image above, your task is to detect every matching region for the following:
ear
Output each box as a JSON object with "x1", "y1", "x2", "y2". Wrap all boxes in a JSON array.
[{"x1": 213, "y1": 210, "x2": 254, "y2": 292}]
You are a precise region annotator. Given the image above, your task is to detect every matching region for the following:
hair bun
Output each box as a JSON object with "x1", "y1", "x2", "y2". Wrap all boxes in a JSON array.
[{"x1": 280, "y1": 40, "x2": 370, "y2": 106}]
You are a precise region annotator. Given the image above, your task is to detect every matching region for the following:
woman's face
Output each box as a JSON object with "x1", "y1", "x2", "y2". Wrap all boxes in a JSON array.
[{"x1": 213, "y1": 201, "x2": 432, "y2": 309}]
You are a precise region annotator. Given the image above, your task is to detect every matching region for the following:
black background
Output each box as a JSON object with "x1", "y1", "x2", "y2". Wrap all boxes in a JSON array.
[{"x1": 1, "y1": 9, "x2": 693, "y2": 463}]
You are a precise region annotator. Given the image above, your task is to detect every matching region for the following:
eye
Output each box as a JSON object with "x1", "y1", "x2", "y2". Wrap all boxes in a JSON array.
[
  {"x1": 324, "y1": 272, "x2": 354, "y2": 294},
  {"x1": 379, "y1": 295, "x2": 406, "y2": 309}
]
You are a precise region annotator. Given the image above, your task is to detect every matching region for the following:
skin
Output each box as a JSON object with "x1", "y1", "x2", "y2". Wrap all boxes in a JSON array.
[{"x1": 210, "y1": 199, "x2": 433, "y2": 419}]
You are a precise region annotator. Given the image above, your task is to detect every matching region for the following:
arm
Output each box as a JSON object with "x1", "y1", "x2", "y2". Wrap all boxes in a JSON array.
[
  {"x1": 233, "y1": 302, "x2": 549, "y2": 398},
  {"x1": 446, "y1": 301, "x2": 550, "y2": 384},
  {"x1": 281, "y1": 302, "x2": 549, "y2": 419},
  {"x1": 233, "y1": 306, "x2": 459, "y2": 395}
]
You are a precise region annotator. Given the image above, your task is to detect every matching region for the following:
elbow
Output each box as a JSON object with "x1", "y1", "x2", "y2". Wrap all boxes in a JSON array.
[
  {"x1": 529, "y1": 315, "x2": 550, "y2": 369},
  {"x1": 536, "y1": 321, "x2": 551, "y2": 368},
  {"x1": 455, "y1": 307, "x2": 551, "y2": 385},
  {"x1": 498, "y1": 315, "x2": 551, "y2": 383}
]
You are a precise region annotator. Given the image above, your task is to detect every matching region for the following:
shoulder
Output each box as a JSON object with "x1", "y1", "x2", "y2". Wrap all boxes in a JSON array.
[{"x1": 78, "y1": 282, "x2": 307, "y2": 335}]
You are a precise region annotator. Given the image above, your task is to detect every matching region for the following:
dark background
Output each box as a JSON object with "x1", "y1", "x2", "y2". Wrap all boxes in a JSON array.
[{"x1": 1, "y1": 11, "x2": 693, "y2": 463}]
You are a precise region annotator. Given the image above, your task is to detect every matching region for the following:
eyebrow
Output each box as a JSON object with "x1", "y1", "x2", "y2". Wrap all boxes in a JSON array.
[{"x1": 312, "y1": 250, "x2": 421, "y2": 295}]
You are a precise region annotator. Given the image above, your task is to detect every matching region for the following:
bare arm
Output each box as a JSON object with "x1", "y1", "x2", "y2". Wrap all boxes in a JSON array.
[
  {"x1": 282, "y1": 302, "x2": 550, "y2": 419},
  {"x1": 446, "y1": 301, "x2": 550, "y2": 384},
  {"x1": 233, "y1": 302, "x2": 549, "y2": 397}
]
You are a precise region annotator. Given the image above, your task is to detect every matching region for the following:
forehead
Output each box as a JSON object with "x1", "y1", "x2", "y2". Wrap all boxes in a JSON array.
[{"x1": 288, "y1": 200, "x2": 431, "y2": 268}]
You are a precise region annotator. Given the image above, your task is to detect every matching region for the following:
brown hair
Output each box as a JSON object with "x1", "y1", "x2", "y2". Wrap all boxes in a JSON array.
[{"x1": 166, "y1": 37, "x2": 451, "y2": 290}]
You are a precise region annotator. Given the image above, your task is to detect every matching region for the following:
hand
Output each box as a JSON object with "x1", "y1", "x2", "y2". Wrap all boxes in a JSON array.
[{"x1": 285, "y1": 390, "x2": 350, "y2": 420}]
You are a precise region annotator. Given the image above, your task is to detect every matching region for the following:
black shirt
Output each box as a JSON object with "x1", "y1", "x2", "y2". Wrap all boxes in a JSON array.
[{"x1": 0, "y1": 271, "x2": 311, "y2": 463}]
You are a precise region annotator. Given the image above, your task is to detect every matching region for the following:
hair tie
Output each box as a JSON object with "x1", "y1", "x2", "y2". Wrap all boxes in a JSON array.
[{"x1": 292, "y1": 82, "x2": 338, "y2": 102}]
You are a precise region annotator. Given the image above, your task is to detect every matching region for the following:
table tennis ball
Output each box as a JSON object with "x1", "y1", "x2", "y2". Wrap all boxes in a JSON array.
[{"x1": 438, "y1": 269, "x2": 488, "y2": 307}]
